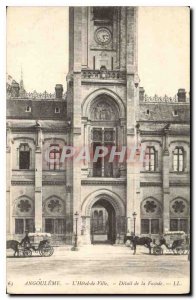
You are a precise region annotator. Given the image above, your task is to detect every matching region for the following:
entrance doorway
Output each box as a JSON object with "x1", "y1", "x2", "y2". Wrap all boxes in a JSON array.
[{"x1": 90, "y1": 199, "x2": 116, "y2": 244}]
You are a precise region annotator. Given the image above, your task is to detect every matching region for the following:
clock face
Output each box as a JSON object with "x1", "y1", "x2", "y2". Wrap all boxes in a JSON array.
[{"x1": 95, "y1": 28, "x2": 111, "y2": 45}]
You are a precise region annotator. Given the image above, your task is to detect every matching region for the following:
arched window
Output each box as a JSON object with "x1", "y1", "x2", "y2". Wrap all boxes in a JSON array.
[
  {"x1": 49, "y1": 144, "x2": 61, "y2": 170},
  {"x1": 140, "y1": 198, "x2": 162, "y2": 235},
  {"x1": 89, "y1": 95, "x2": 120, "y2": 178},
  {"x1": 43, "y1": 197, "x2": 66, "y2": 235},
  {"x1": 14, "y1": 197, "x2": 34, "y2": 234},
  {"x1": 170, "y1": 198, "x2": 189, "y2": 233},
  {"x1": 19, "y1": 144, "x2": 30, "y2": 169},
  {"x1": 144, "y1": 146, "x2": 156, "y2": 171},
  {"x1": 92, "y1": 128, "x2": 114, "y2": 177},
  {"x1": 92, "y1": 209, "x2": 106, "y2": 233},
  {"x1": 173, "y1": 147, "x2": 184, "y2": 172}
]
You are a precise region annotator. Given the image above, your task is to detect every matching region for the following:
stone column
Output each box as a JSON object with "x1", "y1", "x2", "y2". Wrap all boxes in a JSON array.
[
  {"x1": 81, "y1": 216, "x2": 91, "y2": 245},
  {"x1": 126, "y1": 7, "x2": 139, "y2": 234},
  {"x1": 162, "y1": 129, "x2": 170, "y2": 232},
  {"x1": 6, "y1": 125, "x2": 12, "y2": 237},
  {"x1": 35, "y1": 125, "x2": 43, "y2": 232},
  {"x1": 82, "y1": 7, "x2": 88, "y2": 68}
]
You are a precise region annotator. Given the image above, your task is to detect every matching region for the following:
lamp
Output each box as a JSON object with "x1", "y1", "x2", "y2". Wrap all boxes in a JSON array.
[
  {"x1": 132, "y1": 212, "x2": 137, "y2": 236},
  {"x1": 71, "y1": 211, "x2": 79, "y2": 251}
]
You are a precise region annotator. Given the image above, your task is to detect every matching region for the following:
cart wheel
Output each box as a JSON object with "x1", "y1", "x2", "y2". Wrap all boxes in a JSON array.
[
  {"x1": 172, "y1": 249, "x2": 177, "y2": 254},
  {"x1": 23, "y1": 249, "x2": 32, "y2": 257},
  {"x1": 153, "y1": 247, "x2": 162, "y2": 255},
  {"x1": 176, "y1": 248, "x2": 184, "y2": 255},
  {"x1": 39, "y1": 246, "x2": 54, "y2": 257}
]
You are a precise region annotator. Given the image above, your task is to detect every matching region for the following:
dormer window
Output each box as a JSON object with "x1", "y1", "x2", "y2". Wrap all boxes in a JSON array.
[
  {"x1": 25, "y1": 106, "x2": 31, "y2": 112},
  {"x1": 55, "y1": 107, "x2": 60, "y2": 113},
  {"x1": 173, "y1": 110, "x2": 178, "y2": 116}
]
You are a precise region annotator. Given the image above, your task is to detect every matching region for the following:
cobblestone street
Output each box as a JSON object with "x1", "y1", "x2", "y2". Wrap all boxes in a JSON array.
[{"x1": 7, "y1": 244, "x2": 190, "y2": 294}]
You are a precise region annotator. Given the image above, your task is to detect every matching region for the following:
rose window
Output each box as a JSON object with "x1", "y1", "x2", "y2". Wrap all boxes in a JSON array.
[
  {"x1": 47, "y1": 199, "x2": 62, "y2": 213},
  {"x1": 144, "y1": 200, "x2": 157, "y2": 213},
  {"x1": 172, "y1": 200, "x2": 185, "y2": 214},
  {"x1": 17, "y1": 199, "x2": 31, "y2": 212}
]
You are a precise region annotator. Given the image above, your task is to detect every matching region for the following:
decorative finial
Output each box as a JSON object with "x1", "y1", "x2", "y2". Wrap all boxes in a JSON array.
[{"x1": 21, "y1": 65, "x2": 23, "y2": 81}]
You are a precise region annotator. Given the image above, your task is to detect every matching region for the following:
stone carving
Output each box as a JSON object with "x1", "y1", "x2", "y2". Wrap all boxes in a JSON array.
[
  {"x1": 142, "y1": 94, "x2": 189, "y2": 103},
  {"x1": 104, "y1": 130, "x2": 113, "y2": 141},
  {"x1": 93, "y1": 102, "x2": 115, "y2": 120},
  {"x1": 93, "y1": 129, "x2": 102, "y2": 141}
]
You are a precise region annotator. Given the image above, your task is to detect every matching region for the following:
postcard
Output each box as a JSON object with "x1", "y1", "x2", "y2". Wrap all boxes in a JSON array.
[{"x1": 6, "y1": 6, "x2": 190, "y2": 294}]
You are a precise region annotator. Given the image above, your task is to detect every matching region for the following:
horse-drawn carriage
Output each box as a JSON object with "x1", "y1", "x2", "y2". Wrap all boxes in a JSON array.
[
  {"x1": 151, "y1": 231, "x2": 189, "y2": 255},
  {"x1": 7, "y1": 232, "x2": 54, "y2": 257},
  {"x1": 124, "y1": 231, "x2": 189, "y2": 256}
]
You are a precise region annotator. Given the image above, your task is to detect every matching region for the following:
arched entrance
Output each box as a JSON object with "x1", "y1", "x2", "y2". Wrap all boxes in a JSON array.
[
  {"x1": 81, "y1": 189, "x2": 125, "y2": 245},
  {"x1": 91, "y1": 199, "x2": 116, "y2": 244}
]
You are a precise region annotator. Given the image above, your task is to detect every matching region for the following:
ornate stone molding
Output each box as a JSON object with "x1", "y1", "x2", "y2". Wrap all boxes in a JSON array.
[
  {"x1": 42, "y1": 181, "x2": 65, "y2": 185},
  {"x1": 81, "y1": 179, "x2": 126, "y2": 185},
  {"x1": 140, "y1": 182, "x2": 162, "y2": 187},
  {"x1": 127, "y1": 128, "x2": 135, "y2": 135},
  {"x1": 141, "y1": 139, "x2": 162, "y2": 146},
  {"x1": 12, "y1": 137, "x2": 36, "y2": 144},
  {"x1": 73, "y1": 127, "x2": 81, "y2": 135},
  {"x1": 169, "y1": 181, "x2": 190, "y2": 187},
  {"x1": 11, "y1": 181, "x2": 35, "y2": 185}
]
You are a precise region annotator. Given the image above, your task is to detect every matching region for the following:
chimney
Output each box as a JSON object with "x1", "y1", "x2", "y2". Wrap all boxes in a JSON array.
[
  {"x1": 139, "y1": 87, "x2": 145, "y2": 101},
  {"x1": 55, "y1": 84, "x2": 63, "y2": 99},
  {"x1": 11, "y1": 81, "x2": 20, "y2": 97},
  {"x1": 177, "y1": 89, "x2": 186, "y2": 102}
]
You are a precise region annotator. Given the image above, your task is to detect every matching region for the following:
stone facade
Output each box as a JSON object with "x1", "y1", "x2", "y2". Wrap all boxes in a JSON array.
[{"x1": 6, "y1": 7, "x2": 190, "y2": 245}]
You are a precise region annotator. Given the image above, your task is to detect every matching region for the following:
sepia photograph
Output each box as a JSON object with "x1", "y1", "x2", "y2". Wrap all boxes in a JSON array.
[{"x1": 6, "y1": 5, "x2": 190, "y2": 294}]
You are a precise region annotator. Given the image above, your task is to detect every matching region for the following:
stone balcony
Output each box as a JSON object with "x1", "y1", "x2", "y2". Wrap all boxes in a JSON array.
[{"x1": 81, "y1": 69, "x2": 126, "y2": 84}]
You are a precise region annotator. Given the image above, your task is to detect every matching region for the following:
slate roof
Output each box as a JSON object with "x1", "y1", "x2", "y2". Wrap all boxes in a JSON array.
[{"x1": 139, "y1": 102, "x2": 190, "y2": 123}]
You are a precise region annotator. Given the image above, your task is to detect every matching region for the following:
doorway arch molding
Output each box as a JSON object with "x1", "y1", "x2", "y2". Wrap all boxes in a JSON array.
[
  {"x1": 81, "y1": 189, "x2": 125, "y2": 217},
  {"x1": 81, "y1": 88, "x2": 126, "y2": 119}
]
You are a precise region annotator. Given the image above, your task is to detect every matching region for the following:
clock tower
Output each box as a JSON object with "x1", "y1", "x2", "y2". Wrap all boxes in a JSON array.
[{"x1": 67, "y1": 7, "x2": 140, "y2": 244}]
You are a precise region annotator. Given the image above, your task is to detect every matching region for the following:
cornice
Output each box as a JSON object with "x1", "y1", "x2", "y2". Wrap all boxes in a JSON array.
[{"x1": 81, "y1": 179, "x2": 126, "y2": 185}]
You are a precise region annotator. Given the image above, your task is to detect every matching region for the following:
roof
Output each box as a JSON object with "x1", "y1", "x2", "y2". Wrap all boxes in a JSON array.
[
  {"x1": 7, "y1": 99, "x2": 67, "y2": 120},
  {"x1": 139, "y1": 102, "x2": 190, "y2": 123}
]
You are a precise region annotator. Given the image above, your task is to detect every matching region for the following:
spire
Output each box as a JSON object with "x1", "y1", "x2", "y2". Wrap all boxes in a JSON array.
[
  {"x1": 19, "y1": 65, "x2": 26, "y2": 97},
  {"x1": 20, "y1": 66, "x2": 24, "y2": 88},
  {"x1": 21, "y1": 66, "x2": 23, "y2": 81}
]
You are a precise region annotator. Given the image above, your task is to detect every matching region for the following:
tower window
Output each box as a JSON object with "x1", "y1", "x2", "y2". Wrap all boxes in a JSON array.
[
  {"x1": 93, "y1": 7, "x2": 113, "y2": 22},
  {"x1": 92, "y1": 128, "x2": 114, "y2": 177},
  {"x1": 146, "y1": 109, "x2": 150, "y2": 115},
  {"x1": 25, "y1": 106, "x2": 31, "y2": 112},
  {"x1": 173, "y1": 147, "x2": 184, "y2": 172},
  {"x1": 55, "y1": 107, "x2": 60, "y2": 113},
  {"x1": 19, "y1": 144, "x2": 30, "y2": 169}
]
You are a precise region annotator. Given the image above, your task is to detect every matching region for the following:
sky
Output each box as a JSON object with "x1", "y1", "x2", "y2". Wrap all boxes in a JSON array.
[{"x1": 6, "y1": 7, "x2": 190, "y2": 96}]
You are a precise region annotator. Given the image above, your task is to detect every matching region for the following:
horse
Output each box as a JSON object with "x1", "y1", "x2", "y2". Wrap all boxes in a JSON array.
[
  {"x1": 6, "y1": 240, "x2": 20, "y2": 256},
  {"x1": 124, "y1": 235, "x2": 152, "y2": 255}
]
